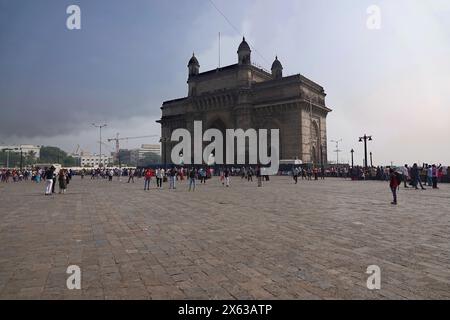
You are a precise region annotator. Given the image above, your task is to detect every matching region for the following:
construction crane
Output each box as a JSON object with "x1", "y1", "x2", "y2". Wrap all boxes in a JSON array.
[
  {"x1": 72, "y1": 144, "x2": 80, "y2": 155},
  {"x1": 107, "y1": 133, "x2": 159, "y2": 156}
]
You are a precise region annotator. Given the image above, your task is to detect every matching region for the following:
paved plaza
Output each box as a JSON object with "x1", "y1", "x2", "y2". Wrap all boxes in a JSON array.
[{"x1": 0, "y1": 176, "x2": 448, "y2": 300}]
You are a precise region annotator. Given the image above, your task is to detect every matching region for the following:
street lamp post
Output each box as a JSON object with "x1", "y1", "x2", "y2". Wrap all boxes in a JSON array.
[
  {"x1": 330, "y1": 139, "x2": 342, "y2": 165},
  {"x1": 350, "y1": 149, "x2": 354, "y2": 168},
  {"x1": 358, "y1": 134, "x2": 373, "y2": 170},
  {"x1": 20, "y1": 147, "x2": 23, "y2": 171},
  {"x1": 92, "y1": 123, "x2": 107, "y2": 168},
  {"x1": 2, "y1": 148, "x2": 13, "y2": 168}
]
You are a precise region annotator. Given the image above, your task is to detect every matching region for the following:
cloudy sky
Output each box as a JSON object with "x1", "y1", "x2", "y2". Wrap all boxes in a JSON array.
[{"x1": 0, "y1": 0, "x2": 449, "y2": 165}]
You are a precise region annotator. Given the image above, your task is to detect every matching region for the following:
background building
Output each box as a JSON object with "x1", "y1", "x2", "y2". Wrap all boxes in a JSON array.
[
  {"x1": 0, "y1": 144, "x2": 41, "y2": 158},
  {"x1": 139, "y1": 144, "x2": 161, "y2": 156},
  {"x1": 78, "y1": 153, "x2": 112, "y2": 167},
  {"x1": 117, "y1": 144, "x2": 161, "y2": 166}
]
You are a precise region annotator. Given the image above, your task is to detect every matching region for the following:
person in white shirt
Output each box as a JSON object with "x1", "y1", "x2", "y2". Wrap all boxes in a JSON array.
[
  {"x1": 155, "y1": 167, "x2": 163, "y2": 189},
  {"x1": 427, "y1": 165, "x2": 433, "y2": 186},
  {"x1": 401, "y1": 164, "x2": 410, "y2": 188}
]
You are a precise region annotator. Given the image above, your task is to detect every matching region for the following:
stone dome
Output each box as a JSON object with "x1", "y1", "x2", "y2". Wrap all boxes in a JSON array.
[
  {"x1": 237, "y1": 37, "x2": 251, "y2": 53},
  {"x1": 188, "y1": 53, "x2": 199, "y2": 66},
  {"x1": 271, "y1": 56, "x2": 283, "y2": 70}
]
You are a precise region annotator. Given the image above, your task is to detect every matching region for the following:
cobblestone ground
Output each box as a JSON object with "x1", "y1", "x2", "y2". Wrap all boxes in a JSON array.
[{"x1": 0, "y1": 176, "x2": 448, "y2": 300}]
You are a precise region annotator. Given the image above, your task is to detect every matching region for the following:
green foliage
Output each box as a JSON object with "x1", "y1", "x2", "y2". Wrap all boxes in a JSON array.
[
  {"x1": 38, "y1": 146, "x2": 77, "y2": 167},
  {"x1": 0, "y1": 146, "x2": 77, "y2": 168},
  {"x1": 0, "y1": 149, "x2": 37, "y2": 168}
]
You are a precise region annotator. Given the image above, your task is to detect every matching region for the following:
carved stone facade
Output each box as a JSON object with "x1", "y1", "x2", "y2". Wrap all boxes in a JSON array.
[{"x1": 158, "y1": 38, "x2": 332, "y2": 165}]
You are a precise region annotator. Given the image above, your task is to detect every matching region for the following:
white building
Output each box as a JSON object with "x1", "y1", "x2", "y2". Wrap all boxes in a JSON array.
[
  {"x1": 127, "y1": 144, "x2": 161, "y2": 165},
  {"x1": 0, "y1": 144, "x2": 41, "y2": 158},
  {"x1": 140, "y1": 144, "x2": 161, "y2": 156},
  {"x1": 79, "y1": 154, "x2": 112, "y2": 167}
]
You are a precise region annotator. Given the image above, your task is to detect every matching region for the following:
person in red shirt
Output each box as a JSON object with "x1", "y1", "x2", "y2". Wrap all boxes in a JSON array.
[
  {"x1": 389, "y1": 168, "x2": 400, "y2": 205},
  {"x1": 144, "y1": 169, "x2": 152, "y2": 190}
]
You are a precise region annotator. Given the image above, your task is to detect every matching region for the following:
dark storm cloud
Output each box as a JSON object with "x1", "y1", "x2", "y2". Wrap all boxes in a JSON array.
[{"x1": 0, "y1": 0, "x2": 203, "y2": 138}]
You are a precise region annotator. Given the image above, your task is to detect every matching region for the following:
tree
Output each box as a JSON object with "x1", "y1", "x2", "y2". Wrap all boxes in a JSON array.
[
  {"x1": 39, "y1": 146, "x2": 77, "y2": 166},
  {"x1": 0, "y1": 150, "x2": 20, "y2": 168}
]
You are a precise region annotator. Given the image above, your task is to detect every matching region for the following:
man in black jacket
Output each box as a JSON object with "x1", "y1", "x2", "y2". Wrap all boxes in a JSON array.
[
  {"x1": 44, "y1": 166, "x2": 55, "y2": 195},
  {"x1": 411, "y1": 163, "x2": 426, "y2": 190}
]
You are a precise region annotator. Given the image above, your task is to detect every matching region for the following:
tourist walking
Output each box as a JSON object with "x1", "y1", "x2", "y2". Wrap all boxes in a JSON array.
[
  {"x1": 256, "y1": 166, "x2": 262, "y2": 187},
  {"x1": 247, "y1": 167, "x2": 253, "y2": 182},
  {"x1": 426, "y1": 165, "x2": 433, "y2": 186},
  {"x1": 292, "y1": 166, "x2": 299, "y2": 184},
  {"x1": 44, "y1": 166, "x2": 55, "y2": 195},
  {"x1": 320, "y1": 165, "x2": 325, "y2": 180},
  {"x1": 307, "y1": 168, "x2": 312, "y2": 180},
  {"x1": 58, "y1": 169, "x2": 67, "y2": 194},
  {"x1": 51, "y1": 169, "x2": 57, "y2": 194},
  {"x1": 144, "y1": 168, "x2": 152, "y2": 190},
  {"x1": 241, "y1": 167, "x2": 246, "y2": 180},
  {"x1": 155, "y1": 167, "x2": 163, "y2": 189},
  {"x1": 401, "y1": 164, "x2": 410, "y2": 188},
  {"x1": 188, "y1": 167, "x2": 196, "y2": 191},
  {"x1": 169, "y1": 167, "x2": 177, "y2": 189},
  {"x1": 432, "y1": 164, "x2": 441, "y2": 189},
  {"x1": 199, "y1": 168, "x2": 207, "y2": 184},
  {"x1": 411, "y1": 163, "x2": 426, "y2": 190},
  {"x1": 224, "y1": 168, "x2": 230, "y2": 187},
  {"x1": 389, "y1": 168, "x2": 400, "y2": 205},
  {"x1": 128, "y1": 169, "x2": 135, "y2": 183}
]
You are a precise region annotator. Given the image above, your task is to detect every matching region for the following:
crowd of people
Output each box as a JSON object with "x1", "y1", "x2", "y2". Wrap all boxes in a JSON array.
[
  {"x1": 0, "y1": 169, "x2": 32, "y2": 182},
  {"x1": 0, "y1": 168, "x2": 74, "y2": 184},
  {"x1": 1, "y1": 162, "x2": 448, "y2": 204},
  {"x1": 138, "y1": 166, "x2": 269, "y2": 191},
  {"x1": 386, "y1": 163, "x2": 446, "y2": 205}
]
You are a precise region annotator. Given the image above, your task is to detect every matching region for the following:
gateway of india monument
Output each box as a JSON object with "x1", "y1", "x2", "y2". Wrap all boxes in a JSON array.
[{"x1": 158, "y1": 37, "x2": 332, "y2": 166}]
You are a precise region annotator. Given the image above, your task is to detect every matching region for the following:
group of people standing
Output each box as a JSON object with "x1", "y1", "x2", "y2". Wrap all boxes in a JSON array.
[
  {"x1": 389, "y1": 163, "x2": 445, "y2": 205},
  {"x1": 137, "y1": 166, "x2": 270, "y2": 191},
  {"x1": 291, "y1": 166, "x2": 325, "y2": 183},
  {"x1": 140, "y1": 167, "x2": 218, "y2": 191},
  {"x1": 398, "y1": 163, "x2": 444, "y2": 190},
  {"x1": 43, "y1": 166, "x2": 72, "y2": 195},
  {"x1": 0, "y1": 169, "x2": 37, "y2": 182},
  {"x1": 142, "y1": 168, "x2": 166, "y2": 190}
]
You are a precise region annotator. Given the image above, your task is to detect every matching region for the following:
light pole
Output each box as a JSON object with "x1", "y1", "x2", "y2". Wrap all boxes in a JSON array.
[
  {"x1": 92, "y1": 123, "x2": 107, "y2": 168},
  {"x1": 20, "y1": 147, "x2": 23, "y2": 171},
  {"x1": 2, "y1": 148, "x2": 13, "y2": 168},
  {"x1": 350, "y1": 149, "x2": 354, "y2": 168},
  {"x1": 330, "y1": 139, "x2": 342, "y2": 165},
  {"x1": 358, "y1": 134, "x2": 372, "y2": 170}
]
